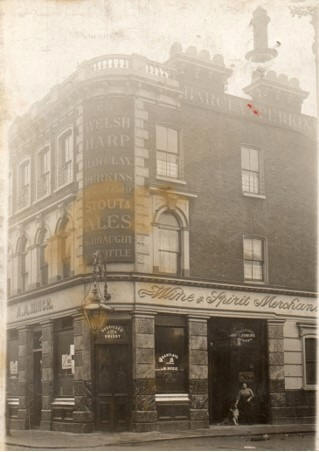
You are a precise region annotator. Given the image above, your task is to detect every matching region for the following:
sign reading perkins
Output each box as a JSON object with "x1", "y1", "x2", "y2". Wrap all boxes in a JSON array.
[{"x1": 137, "y1": 284, "x2": 317, "y2": 318}]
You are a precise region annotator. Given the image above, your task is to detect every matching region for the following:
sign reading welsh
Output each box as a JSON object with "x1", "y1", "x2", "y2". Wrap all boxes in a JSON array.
[{"x1": 83, "y1": 96, "x2": 134, "y2": 264}]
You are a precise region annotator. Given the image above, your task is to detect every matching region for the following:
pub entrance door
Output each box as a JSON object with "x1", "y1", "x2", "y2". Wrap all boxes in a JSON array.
[
  {"x1": 94, "y1": 322, "x2": 131, "y2": 432},
  {"x1": 208, "y1": 317, "x2": 268, "y2": 424}
]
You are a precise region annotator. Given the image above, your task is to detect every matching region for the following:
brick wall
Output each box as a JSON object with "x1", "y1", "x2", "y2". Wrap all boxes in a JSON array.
[{"x1": 145, "y1": 101, "x2": 316, "y2": 291}]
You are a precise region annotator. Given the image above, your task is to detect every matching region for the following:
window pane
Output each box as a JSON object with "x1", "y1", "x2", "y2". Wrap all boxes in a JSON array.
[
  {"x1": 241, "y1": 147, "x2": 250, "y2": 170},
  {"x1": 244, "y1": 261, "x2": 253, "y2": 280},
  {"x1": 244, "y1": 239, "x2": 253, "y2": 259},
  {"x1": 159, "y1": 213, "x2": 179, "y2": 228},
  {"x1": 252, "y1": 239, "x2": 263, "y2": 260},
  {"x1": 167, "y1": 128, "x2": 178, "y2": 153},
  {"x1": 159, "y1": 251, "x2": 178, "y2": 274},
  {"x1": 155, "y1": 325, "x2": 187, "y2": 393},
  {"x1": 156, "y1": 125, "x2": 167, "y2": 151},
  {"x1": 252, "y1": 261, "x2": 263, "y2": 280},
  {"x1": 55, "y1": 323, "x2": 74, "y2": 397},
  {"x1": 249, "y1": 149, "x2": 259, "y2": 171}
]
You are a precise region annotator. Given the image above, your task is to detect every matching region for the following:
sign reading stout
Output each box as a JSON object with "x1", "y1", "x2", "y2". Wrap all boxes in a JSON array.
[{"x1": 83, "y1": 96, "x2": 134, "y2": 264}]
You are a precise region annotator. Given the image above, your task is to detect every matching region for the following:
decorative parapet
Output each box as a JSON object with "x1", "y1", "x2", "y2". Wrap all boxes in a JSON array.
[{"x1": 244, "y1": 69, "x2": 309, "y2": 113}]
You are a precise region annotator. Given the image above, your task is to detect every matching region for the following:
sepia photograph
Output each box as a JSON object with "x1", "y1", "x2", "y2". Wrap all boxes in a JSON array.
[{"x1": 1, "y1": 0, "x2": 318, "y2": 450}]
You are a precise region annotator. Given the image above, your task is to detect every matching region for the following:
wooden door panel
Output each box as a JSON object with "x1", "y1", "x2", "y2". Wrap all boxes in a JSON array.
[{"x1": 95, "y1": 343, "x2": 130, "y2": 431}]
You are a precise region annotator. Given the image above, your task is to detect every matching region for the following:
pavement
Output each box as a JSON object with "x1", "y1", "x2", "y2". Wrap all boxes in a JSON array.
[{"x1": 5, "y1": 424, "x2": 316, "y2": 450}]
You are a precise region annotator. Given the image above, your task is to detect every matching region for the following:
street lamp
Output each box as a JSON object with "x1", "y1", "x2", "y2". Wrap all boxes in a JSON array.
[{"x1": 82, "y1": 250, "x2": 113, "y2": 333}]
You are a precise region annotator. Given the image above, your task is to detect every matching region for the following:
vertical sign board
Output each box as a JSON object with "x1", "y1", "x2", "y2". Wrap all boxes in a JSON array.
[{"x1": 83, "y1": 96, "x2": 135, "y2": 264}]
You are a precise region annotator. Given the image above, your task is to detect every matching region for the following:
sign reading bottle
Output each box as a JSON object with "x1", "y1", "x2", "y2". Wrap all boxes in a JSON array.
[{"x1": 83, "y1": 96, "x2": 134, "y2": 264}]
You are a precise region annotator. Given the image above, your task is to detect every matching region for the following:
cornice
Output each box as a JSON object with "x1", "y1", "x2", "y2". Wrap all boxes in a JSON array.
[{"x1": 8, "y1": 271, "x2": 317, "y2": 305}]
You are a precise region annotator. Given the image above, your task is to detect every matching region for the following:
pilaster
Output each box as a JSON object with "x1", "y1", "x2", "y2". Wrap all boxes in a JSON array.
[
  {"x1": 131, "y1": 313, "x2": 157, "y2": 432},
  {"x1": 16, "y1": 326, "x2": 32, "y2": 429},
  {"x1": 267, "y1": 319, "x2": 287, "y2": 424},
  {"x1": 188, "y1": 317, "x2": 209, "y2": 429},
  {"x1": 72, "y1": 314, "x2": 94, "y2": 432},
  {"x1": 40, "y1": 320, "x2": 54, "y2": 430}
]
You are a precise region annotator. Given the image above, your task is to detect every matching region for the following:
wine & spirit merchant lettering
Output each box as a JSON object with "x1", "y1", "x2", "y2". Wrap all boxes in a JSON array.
[{"x1": 137, "y1": 285, "x2": 317, "y2": 315}]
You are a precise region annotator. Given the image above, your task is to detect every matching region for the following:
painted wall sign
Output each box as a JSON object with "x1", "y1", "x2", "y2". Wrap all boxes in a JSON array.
[
  {"x1": 16, "y1": 298, "x2": 53, "y2": 319},
  {"x1": 136, "y1": 283, "x2": 317, "y2": 318},
  {"x1": 83, "y1": 96, "x2": 134, "y2": 264},
  {"x1": 183, "y1": 85, "x2": 315, "y2": 136}
]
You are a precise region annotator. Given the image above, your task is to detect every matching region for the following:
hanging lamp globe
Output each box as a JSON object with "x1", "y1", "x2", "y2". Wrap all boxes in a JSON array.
[{"x1": 83, "y1": 283, "x2": 112, "y2": 333}]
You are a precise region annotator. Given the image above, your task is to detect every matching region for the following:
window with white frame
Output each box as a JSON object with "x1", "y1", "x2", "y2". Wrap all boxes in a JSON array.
[
  {"x1": 241, "y1": 146, "x2": 264, "y2": 195},
  {"x1": 157, "y1": 212, "x2": 180, "y2": 274},
  {"x1": 156, "y1": 125, "x2": 179, "y2": 179},
  {"x1": 18, "y1": 160, "x2": 30, "y2": 209},
  {"x1": 37, "y1": 147, "x2": 50, "y2": 198},
  {"x1": 304, "y1": 336, "x2": 317, "y2": 388},
  {"x1": 243, "y1": 237, "x2": 265, "y2": 282},
  {"x1": 57, "y1": 131, "x2": 73, "y2": 187}
]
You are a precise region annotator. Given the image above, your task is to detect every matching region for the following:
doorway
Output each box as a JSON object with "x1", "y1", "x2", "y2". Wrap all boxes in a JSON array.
[
  {"x1": 94, "y1": 322, "x2": 131, "y2": 431},
  {"x1": 31, "y1": 330, "x2": 42, "y2": 428},
  {"x1": 208, "y1": 317, "x2": 268, "y2": 424}
]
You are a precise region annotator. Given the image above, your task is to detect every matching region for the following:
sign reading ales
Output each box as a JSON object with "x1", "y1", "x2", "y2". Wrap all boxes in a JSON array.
[{"x1": 83, "y1": 96, "x2": 134, "y2": 263}]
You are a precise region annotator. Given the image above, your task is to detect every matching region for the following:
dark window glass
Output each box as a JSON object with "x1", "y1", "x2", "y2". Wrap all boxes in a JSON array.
[
  {"x1": 305, "y1": 337, "x2": 317, "y2": 386},
  {"x1": 7, "y1": 330, "x2": 18, "y2": 396},
  {"x1": 54, "y1": 318, "x2": 74, "y2": 397},
  {"x1": 155, "y1": 325, "x2": 187, "y2": 393}
]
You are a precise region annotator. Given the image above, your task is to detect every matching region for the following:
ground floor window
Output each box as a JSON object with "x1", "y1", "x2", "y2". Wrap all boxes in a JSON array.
[
  {"x1": 7, "y1": 329, "x2": 18, "y2": 396},
  {"x1": 54, "y1": 317, "x2": 74, "y2": 397},
  {"x1": 304, "y1": 336, "x2": 317, "y2": 388},
  {"x1": 155, "y1": 315, "x2": 187, "y2": 393}
]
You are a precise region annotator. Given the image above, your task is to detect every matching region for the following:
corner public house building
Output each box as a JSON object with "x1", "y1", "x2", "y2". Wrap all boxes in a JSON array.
[{"x1": 6, "y1": 18, "x2": 317, "y2": 433}]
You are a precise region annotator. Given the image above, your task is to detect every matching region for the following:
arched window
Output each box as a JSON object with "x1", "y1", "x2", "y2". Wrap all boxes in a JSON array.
[
  {"x1": 157, "y1": 212, "x2": 180, "y2": 275},
  {"x1": 17, "y1": 236, "x2": 28, "y2": 293},
  {"x1": 37, "y1": 229, "x2": 49, "y2": 286}
]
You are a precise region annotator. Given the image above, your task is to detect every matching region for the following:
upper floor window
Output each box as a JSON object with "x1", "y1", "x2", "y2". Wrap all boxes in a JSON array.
[
  {"x1": 18, "y1": 160, "x2": 31, "y2": 209},
  {"x1": 243, "y1": 237, "x2": 265, "y2": 282},
  {"x1": 241, "y1": 146, "x2": 264, "y2": 195},
  {"x1": 37, "y1": 147, "x2": 50, "y2": 198},
  {"x1": 37, "y1": 229, "x2": 49, "y2": 286},
  {"x1": 17, "y1": 236, "x2": 28, "y2": 293},
  {"x1": 156, "y1": 125, "x2": 179, "y2": 179},
  {"x1": 304, "y1": 337, "x2": 317, "y2": 388},
  {"x1": 57, "y1": 131, "x2": 73, "y2": 188},
  {"x1": 158, "y1": 212, "x2": 180, "y2": 275}
]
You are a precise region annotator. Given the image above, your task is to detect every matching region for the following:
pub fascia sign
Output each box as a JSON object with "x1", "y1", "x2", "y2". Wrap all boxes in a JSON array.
[
  {"x1": 16, "y1": 298, "x2": 53, "y2": 319},
  {"x1": 137, "y1": 284, "x2": 317, "y2": 318}
]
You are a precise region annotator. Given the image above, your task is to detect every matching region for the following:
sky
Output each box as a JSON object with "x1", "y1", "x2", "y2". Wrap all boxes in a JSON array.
[{"x1": 2, "y1": 0, "x2": 317, "y2": 119}]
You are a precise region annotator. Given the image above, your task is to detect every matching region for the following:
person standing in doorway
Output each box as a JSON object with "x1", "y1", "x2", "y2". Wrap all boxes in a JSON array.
[{"x1": 235, "y1": 382, "x2": 255, "y2": 424}]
